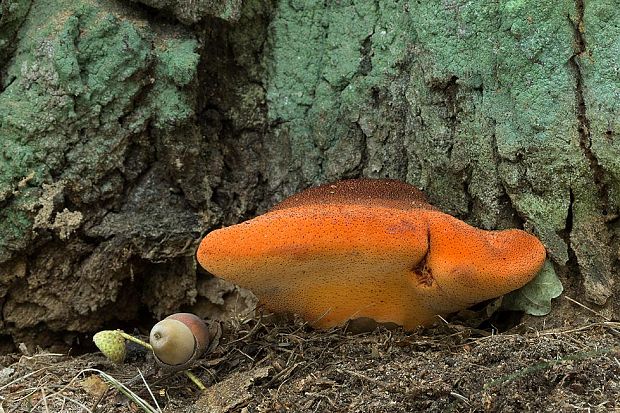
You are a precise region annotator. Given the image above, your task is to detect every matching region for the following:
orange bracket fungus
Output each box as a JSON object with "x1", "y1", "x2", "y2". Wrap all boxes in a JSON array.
[{"x1": 197, "y1": 179, "x2": 546, "y2": 330}]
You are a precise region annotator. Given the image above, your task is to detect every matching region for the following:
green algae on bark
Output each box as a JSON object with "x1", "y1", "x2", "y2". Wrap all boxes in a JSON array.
[{"x1": 0, "y1": 0, "x2": 200, "y2": 262}]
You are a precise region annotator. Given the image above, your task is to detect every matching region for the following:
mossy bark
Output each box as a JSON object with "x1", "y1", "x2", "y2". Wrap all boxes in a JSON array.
[{"x1": 0, "y1": 0, "x2": 618, "y2": 348}]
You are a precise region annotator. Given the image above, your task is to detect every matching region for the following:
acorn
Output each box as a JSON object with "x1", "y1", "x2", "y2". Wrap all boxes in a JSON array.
[{"x1": 149, "y1": 313, "x2": 220, "y2": 372}]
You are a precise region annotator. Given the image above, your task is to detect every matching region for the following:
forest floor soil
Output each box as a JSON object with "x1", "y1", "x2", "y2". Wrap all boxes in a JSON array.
[{"x1": 1, "y1": 314, "x2": 619, "y2": 412}]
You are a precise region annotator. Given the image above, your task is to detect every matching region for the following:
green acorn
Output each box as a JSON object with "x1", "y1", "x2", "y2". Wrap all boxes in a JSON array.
[{"x1": 93, "y1": 330, "x2": 126, "y2": 364}]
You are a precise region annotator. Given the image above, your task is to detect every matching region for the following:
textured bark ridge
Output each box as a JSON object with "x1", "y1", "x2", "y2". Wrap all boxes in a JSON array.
[{"x1": 0, "y1": 0, "x2": 618, "y2": 349}]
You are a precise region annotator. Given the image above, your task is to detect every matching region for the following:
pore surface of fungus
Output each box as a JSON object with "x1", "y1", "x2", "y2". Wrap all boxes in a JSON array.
[{"x1": 197, "y1": 179, "x2": 546, "y2": 330}]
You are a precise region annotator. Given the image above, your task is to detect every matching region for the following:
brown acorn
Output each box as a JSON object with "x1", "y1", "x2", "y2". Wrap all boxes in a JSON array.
[{"x1": 149, "y1": 313, "x2": 220, "y2": 371}]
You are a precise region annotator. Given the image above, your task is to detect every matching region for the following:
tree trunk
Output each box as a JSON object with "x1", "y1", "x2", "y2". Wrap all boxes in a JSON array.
[{"x1": 0, "y1": 0, "x2": 617, "y2": 349}]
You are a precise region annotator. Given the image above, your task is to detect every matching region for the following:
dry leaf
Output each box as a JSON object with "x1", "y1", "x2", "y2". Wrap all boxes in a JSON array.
[
  {"x1": 81, "y1": 374, "x2": 109, "y2": 398},
  {"x1": 193, "y1": 367, "x2": 271, "y2": 413}
]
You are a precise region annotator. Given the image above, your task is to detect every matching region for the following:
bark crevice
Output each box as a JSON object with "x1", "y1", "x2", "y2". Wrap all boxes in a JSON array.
[
  {"x1": 568, "y1": 0, "x2": 609, "y2": 213},
  {"x1": 567, "y1": 0, "x2": 614, "y2": 305}
]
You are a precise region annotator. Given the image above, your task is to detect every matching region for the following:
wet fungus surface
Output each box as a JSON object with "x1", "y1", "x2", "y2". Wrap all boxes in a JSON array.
[{"x1": 197, "y1": 179, "x2": 546, "y2": 330}]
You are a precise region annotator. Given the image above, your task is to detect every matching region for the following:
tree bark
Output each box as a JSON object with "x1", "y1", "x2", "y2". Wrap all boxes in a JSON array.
[{"x1": 0, "y1": 0, "x2": 617, "y2": 349}]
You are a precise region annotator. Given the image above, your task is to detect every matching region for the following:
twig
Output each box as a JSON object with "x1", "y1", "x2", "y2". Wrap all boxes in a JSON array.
[
  {"x1": 10, "y1": 387, "x2": 40, "y2": 403},
  {"x1": 0, "y1": 368, "x2": 48, "y2": 392},
  {"x1": 234, "y1": 348, "x2": 256, "y2": 362},
  {"x1": 337, "y1": 369, "x2": 389, "y2": 389},
  {"x1": 184, "y1": 371, "x2": 206, "y2": 391},
  {"x1": 60, "y1": 395, "x2": 93, "y2": 412},
  {"x1": 228, "y1": 313, "x2": 263, "y2": 345},
  {"x1": 305, "y1": 391, "x2": 336, "y2": 407},
  {"x1": 20, "y1": 353, "x2": 64, "y2": 361},
  {"x1": 41, "y1": 388, "x2": 50, "y2": 413},
  {"x1": 119, "y1": 331, "x2": 153, "y2": 351},
  {"x1": 267, "y1": 361, "x2": 305, "y2": 387},
  {"x1": 436, "y1": 314, "x2": 450, "y2": 325},
  {"x1": 564, "y1": 296, "x2": 612, "y2": 321},
  {"x1": 81, "y1": 368, "x2": 160, "y2": 413},
  {"x1": 450, "y1": 391, "x2": 470, "y2": 405},
  {"x1": 91, "y1": 386, "x2": 108, "y2": 413},
  {"x1": 537, "y1": 321, "x2": 620, "y2": 337},
  {"x1": 139, "y1": 368, "x2": 162, "y2": 411}
]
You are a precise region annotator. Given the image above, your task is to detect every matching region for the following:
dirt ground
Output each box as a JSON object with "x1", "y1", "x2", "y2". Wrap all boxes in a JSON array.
[{"x1": 1, "y1": 311, "x2": 619, "y2": 413}]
